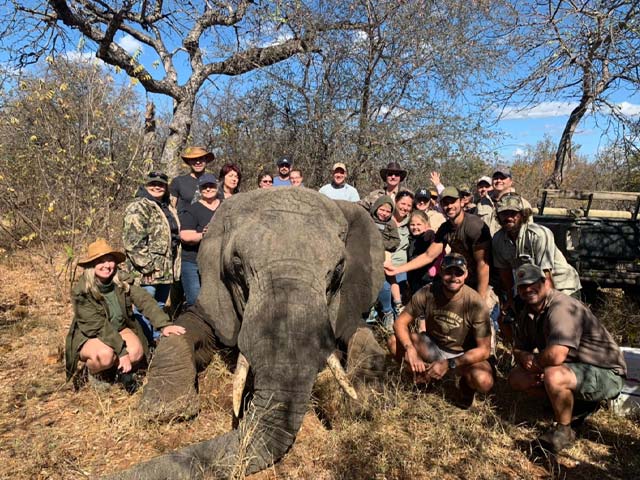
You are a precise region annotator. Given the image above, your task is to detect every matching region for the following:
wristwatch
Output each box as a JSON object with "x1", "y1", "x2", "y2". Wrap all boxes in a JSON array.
[{"x1": 448, "y1": 358, "x2": 456, "y2": 370}]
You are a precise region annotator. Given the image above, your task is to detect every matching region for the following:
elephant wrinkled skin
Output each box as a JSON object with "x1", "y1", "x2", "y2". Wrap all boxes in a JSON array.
[{"x1": 107, "y1": 188, "x2": 386, "y2": 479}]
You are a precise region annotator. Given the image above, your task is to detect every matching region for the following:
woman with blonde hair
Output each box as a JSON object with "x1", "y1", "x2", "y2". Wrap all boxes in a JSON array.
[{"x1": 65, "y1": 238, "x2": 185, "y2": 390}]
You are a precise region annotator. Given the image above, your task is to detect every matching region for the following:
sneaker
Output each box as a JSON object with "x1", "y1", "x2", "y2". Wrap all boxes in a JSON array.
[
  {"x1": 537, "y1": 423, "x2": 576, "y2": 452},
  {"x1": 393, "y1": 301, "x2": 405, "y2": 316},
  {"x1": 381, "y1": 311, "x2": 395, "y2": 331},
  {"x1": 365, "y1": 306, "x2": 379, "y2": 325}
]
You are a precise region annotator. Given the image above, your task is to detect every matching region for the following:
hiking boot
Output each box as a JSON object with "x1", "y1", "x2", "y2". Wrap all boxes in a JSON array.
[
  {"x1": 455, "y1": 377, "x2": 475, "y2": 410},
  {"x1": 381, "y1": 311, "x2": 395, "y2": 331},
  {"x1": 537, "y1": 423, "x2": 576, "y2": 452},
  {"x1": 88, "y1": 370, "x2": 114, "y2": 391},
  {"x1": 117, "y1": 372, "x2": 139, "y2": 395},
  {"x1": 571, "y1": 400, "x2": 601, "y2": 429}
]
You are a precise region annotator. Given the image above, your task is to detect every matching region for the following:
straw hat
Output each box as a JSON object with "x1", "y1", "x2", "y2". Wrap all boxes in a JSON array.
[
  {"x1": 180, "y1": 146, "x2": 215, "y2": 164},
  {"x1": 77, "y1": 238, "x2": 126, "y2": 267}
]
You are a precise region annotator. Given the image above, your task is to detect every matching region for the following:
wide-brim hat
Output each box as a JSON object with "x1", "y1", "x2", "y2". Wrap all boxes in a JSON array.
[
  {"x1": 380, "y1": 162, "x2": 407, "y2": 182},
  {"x1": 181, "y1": 146, "x2": 215, "y2": 164},
  {"x1": 77, "y1": 238, "x2": 126, "y2": 267}
]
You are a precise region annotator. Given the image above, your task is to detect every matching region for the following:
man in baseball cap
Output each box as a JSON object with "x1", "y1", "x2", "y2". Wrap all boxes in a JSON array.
[
  {"x1": 318, "y1": 162, "x2": 360, "y2": 201},
  {"x1": 389, "y1": 252, "x2": 494, "y2": 407},
  {"x1": 509, "y1": 263, "x2": 626, "y2": 452},
  {"x1": 273, "y1": 157, "x2": 293, "y2": 187}
]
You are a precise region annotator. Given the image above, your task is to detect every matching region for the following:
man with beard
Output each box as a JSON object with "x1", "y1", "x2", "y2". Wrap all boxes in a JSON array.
[
  {"x1": 386, "y1": 187, "x2": 491, "y2": 300},
  {"x1": 388, "y1": 254, "x2": 494, "y2": 406},
  {"x1": 273, "y1": 157, "x2": 293, "y2": 186},
  {"x1": 508, "y1": 264, "x2": 626, "y2": 452},
  {"x1": 492, "y1": 194, "x2": 581, "y2": 317}
]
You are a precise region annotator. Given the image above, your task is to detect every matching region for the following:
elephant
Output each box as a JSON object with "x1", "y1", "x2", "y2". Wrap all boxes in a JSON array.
[{"x1": 107, "y1": 187, "x2": 388, "y2": 479}]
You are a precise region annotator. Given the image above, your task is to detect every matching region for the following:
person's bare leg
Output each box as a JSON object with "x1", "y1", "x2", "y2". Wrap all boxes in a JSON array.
[
  {"x1": 544, "y1": 365, "x2": 577, "y2": 425},
  {"x1": 508, "y1": 365, "x2": 547, "y2": 398},
  {"x1": 119, "y1": 328, "x2": 144, "y2": 365},
  {"x1": 79, "y1": 338, "x2": 117, "y2": 373},
  {"x1": 459, "y1": 361, "x2": 494, "y2": 393}
]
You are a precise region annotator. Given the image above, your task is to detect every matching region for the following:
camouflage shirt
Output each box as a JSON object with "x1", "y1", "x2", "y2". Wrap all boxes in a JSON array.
[{"x1": 122, "y1": 196, "x2": 181, "y2": 285}]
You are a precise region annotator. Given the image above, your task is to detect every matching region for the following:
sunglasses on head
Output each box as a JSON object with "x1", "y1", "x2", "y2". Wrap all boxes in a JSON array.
[{"x1": 148, "y1": 171, "x2": 168, "y2": 181}]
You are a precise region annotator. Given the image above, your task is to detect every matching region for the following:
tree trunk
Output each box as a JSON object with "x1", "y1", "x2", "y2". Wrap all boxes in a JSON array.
[
  {"x1": 161, "y1": 97, "x2": 196, "y2": 178},
  {"x1": 140, "y1": 101, "x2": 157, "y2": 172}
]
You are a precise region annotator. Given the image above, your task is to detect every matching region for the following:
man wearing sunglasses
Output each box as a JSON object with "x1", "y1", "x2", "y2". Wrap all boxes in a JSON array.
[
  {"x1": 389, "y1": 253, "x2": 494, "y2": 407},
  {"x1": 492, "y1": 194, "x2": 581, "y2": 320},
  {"x1": 170, "y1": 146, "x2": 215, "y2": 213},
  {"x1": 359, "y1": 161, "x2": 408, "y2": 211}
]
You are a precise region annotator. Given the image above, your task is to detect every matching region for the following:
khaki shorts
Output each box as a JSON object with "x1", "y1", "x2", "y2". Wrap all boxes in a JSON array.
[{"x1": 566, "y1": 362, "x2": 624, "y2": 402}]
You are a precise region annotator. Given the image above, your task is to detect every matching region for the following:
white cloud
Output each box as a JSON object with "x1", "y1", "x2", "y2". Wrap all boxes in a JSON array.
[
  {"x1": 501, "y1": 100, "x2": 640, "y2": 120},
  {"x1": 500, "y1": 101, "x2": 577, "y2": 120},
  {"x1": 513, "y1": 147, "x2": 525, "y2": 157},
  {"x1": 61, "y1": 50, "x2": 96, "y2": 62},
  {"x1": 613, "y1": 101, "x2": 640, "y2": 116},
  {"x1": 117, "y1": 34, "x2": 143, "y2": 55}
]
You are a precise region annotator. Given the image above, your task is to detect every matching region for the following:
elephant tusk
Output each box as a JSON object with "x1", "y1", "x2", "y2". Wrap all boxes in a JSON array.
[
  {"x1": 326, "y1": 352, "x2": 358, "y2": 400},
  {"x1": 233, "y1": 353, "x2": 250, "y2": 417}
]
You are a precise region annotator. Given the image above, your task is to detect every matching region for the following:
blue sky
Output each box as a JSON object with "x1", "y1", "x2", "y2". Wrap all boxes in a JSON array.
[{"x1": 57, "y1": 28, "x2": 640, "y2": 165}]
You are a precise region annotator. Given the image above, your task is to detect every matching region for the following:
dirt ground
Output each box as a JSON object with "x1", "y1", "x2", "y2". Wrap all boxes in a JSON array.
[{"x1": 0, "y1": 252, "x2": 638, "y2": 480}]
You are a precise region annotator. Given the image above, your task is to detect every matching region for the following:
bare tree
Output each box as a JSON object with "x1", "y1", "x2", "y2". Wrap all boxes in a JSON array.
[
  {"x1": 497, "y1": 0, "x2": 640, "y2": 187},
  {"x1": 1, "y1": 1, "x2": 368, "y2": 175}
]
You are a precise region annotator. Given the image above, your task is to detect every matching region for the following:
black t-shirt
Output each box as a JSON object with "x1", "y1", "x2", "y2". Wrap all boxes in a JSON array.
[
  {"x1": 434, "y1": 213, "x2": 491, "y2": 289},
  {"x1": 407, "y1": 230, "x2": 437, "y2": 293},
  {"x1": 179, "y1": 202, "x2": 216, "y2": 263},
  {"x1": 170, "y1": 174, "x2": 200, "y2": 213}
]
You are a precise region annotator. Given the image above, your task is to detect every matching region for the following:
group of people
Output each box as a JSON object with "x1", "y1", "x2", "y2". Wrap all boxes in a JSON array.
[{"x1": 65, "y1": 148, "x2": 627, "y2": 454}]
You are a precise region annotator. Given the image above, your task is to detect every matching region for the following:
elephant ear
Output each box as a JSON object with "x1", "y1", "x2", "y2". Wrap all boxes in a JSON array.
[
  {"x1": 332, "y1": 200, "x2": 385, "y2": 344},
  {"x1": 196, "y1": 201, "x2": 240, "y2": 346}
]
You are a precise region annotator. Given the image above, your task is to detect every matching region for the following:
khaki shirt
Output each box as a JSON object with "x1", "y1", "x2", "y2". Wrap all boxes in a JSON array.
[
  {"x1": 480, "y1": 190, "x2": 533, "y2": 236},
  {"x1": 492, "y1": 222, "x2": 581, "y2": 294}
]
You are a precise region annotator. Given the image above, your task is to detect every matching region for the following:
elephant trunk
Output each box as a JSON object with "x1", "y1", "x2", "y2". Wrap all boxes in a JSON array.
[{"x1": 105, "y1": 373, "x2": 315, "y2": 480}]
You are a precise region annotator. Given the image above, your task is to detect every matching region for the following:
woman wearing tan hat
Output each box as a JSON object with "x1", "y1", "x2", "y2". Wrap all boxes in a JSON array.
[
  {"x1": 170, "y1": 146, "x2": 215, "y2": 212},
  {"x1": 65, "y1": 239, "x2": 185, "y2": 389}
]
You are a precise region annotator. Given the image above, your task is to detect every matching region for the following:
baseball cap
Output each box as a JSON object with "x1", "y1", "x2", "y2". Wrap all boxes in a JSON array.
[
  {"x1": 496, "y1": 194, "x2": 525, "y2": 213},
  {"x1": 459, "y1": 184, "x2": 472, "y2": 196},
  {"x1": 515, "y1": 264, "x2": 545, "y2": 287},
  {"x1": 492, "y1": 166, "x2": 512, "y2": 178},
  {"x1": 440, "y1": 186, "x2": 460, "y2": 200},
  {"x1": 441, "y1": 253, "x2": 467, "y2": 273},
  {"x1": 332, "y1": 162, "x2": 347, "y2": 172},
  {"x1": 198, "y1": 173, "x2": 218, "y2": 187},
  {"x1": 146, "y1": 171, "x2": 169, "y2": 185},
  {"x1": 277, "y1": 157, "x2": 292, "y2": 167},
  {"x1": 477, "y1": 176, "x2": 492, "y2": 186},
  {"x1": 415, "y1": 187, "x2": 430, "y2": 200}
]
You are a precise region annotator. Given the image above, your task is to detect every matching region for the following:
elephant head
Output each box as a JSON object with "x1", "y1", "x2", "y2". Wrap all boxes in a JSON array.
[{"x1": 108, "y1": 188, "x2": 385, "y2": 479}]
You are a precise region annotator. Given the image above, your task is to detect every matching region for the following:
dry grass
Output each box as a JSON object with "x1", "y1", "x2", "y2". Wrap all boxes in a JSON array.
[{"x1": 0, "y1": 251, "x2": 638, "y2": 480}]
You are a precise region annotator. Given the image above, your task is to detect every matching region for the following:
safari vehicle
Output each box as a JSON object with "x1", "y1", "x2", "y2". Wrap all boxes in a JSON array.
[{"x1": 534, "y1": 189, "x2": 640, "y2": 297}]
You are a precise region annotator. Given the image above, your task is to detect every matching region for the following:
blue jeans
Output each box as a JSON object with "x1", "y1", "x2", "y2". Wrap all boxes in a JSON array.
[
  {"x1": 378, "y1": 273, "x2": 408, "y2": 314},
  {"x1": 134, "y1": 284, "x2": 171, "y2": 344},
  {"x1": 181, "y1": 260, "x2": 200, "y2": 306}
]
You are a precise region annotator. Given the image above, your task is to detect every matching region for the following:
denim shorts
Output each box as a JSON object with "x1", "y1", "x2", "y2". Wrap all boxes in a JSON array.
[{"x1": 566, "y1": 362, "x2": 624, "y2": 402}]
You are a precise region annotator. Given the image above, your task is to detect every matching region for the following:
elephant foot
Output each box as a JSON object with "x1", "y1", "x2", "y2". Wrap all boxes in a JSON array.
[
  {"x1": 346, "y1": 327, "x2": 388, "y2": 383},
  {"x1": 139, "y1": 335, "x2": 200, "y2": 423}
]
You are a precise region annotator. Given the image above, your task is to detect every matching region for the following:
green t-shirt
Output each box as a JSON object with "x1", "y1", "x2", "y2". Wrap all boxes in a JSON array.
[{"x1": 98, "y1": 282, "x2": 125, "y2": 332}]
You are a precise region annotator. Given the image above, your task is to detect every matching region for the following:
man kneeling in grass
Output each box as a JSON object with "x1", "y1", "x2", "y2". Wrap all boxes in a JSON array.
[
  {"x1": 509, "y1": 264, "x2": 627, "y2": 452},
  {"x1": 388, "y1": 253, "x2": 494, "y2": 408}
]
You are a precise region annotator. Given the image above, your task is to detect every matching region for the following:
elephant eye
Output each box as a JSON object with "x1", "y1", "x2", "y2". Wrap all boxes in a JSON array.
[{"x1": 327, "y1": 260, "x2": 344, "y2": 298}]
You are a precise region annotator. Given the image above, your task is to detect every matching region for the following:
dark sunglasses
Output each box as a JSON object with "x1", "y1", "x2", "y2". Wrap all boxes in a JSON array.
[
  {"x1": 260, "y1": 179, "x2": 273, "y2": 183},
  {"x1": 430, "y1": 195, "x2": 439, "y2": 200},
  {"x1": 148, "y1": 171, "x2": 168, "y2": 181},
  {"x1": 200, "y1": 183, "x2": 218, "y2": 190},
  {"x1": 443, "y1": 267, "x2": 466, "y2": 277}
]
